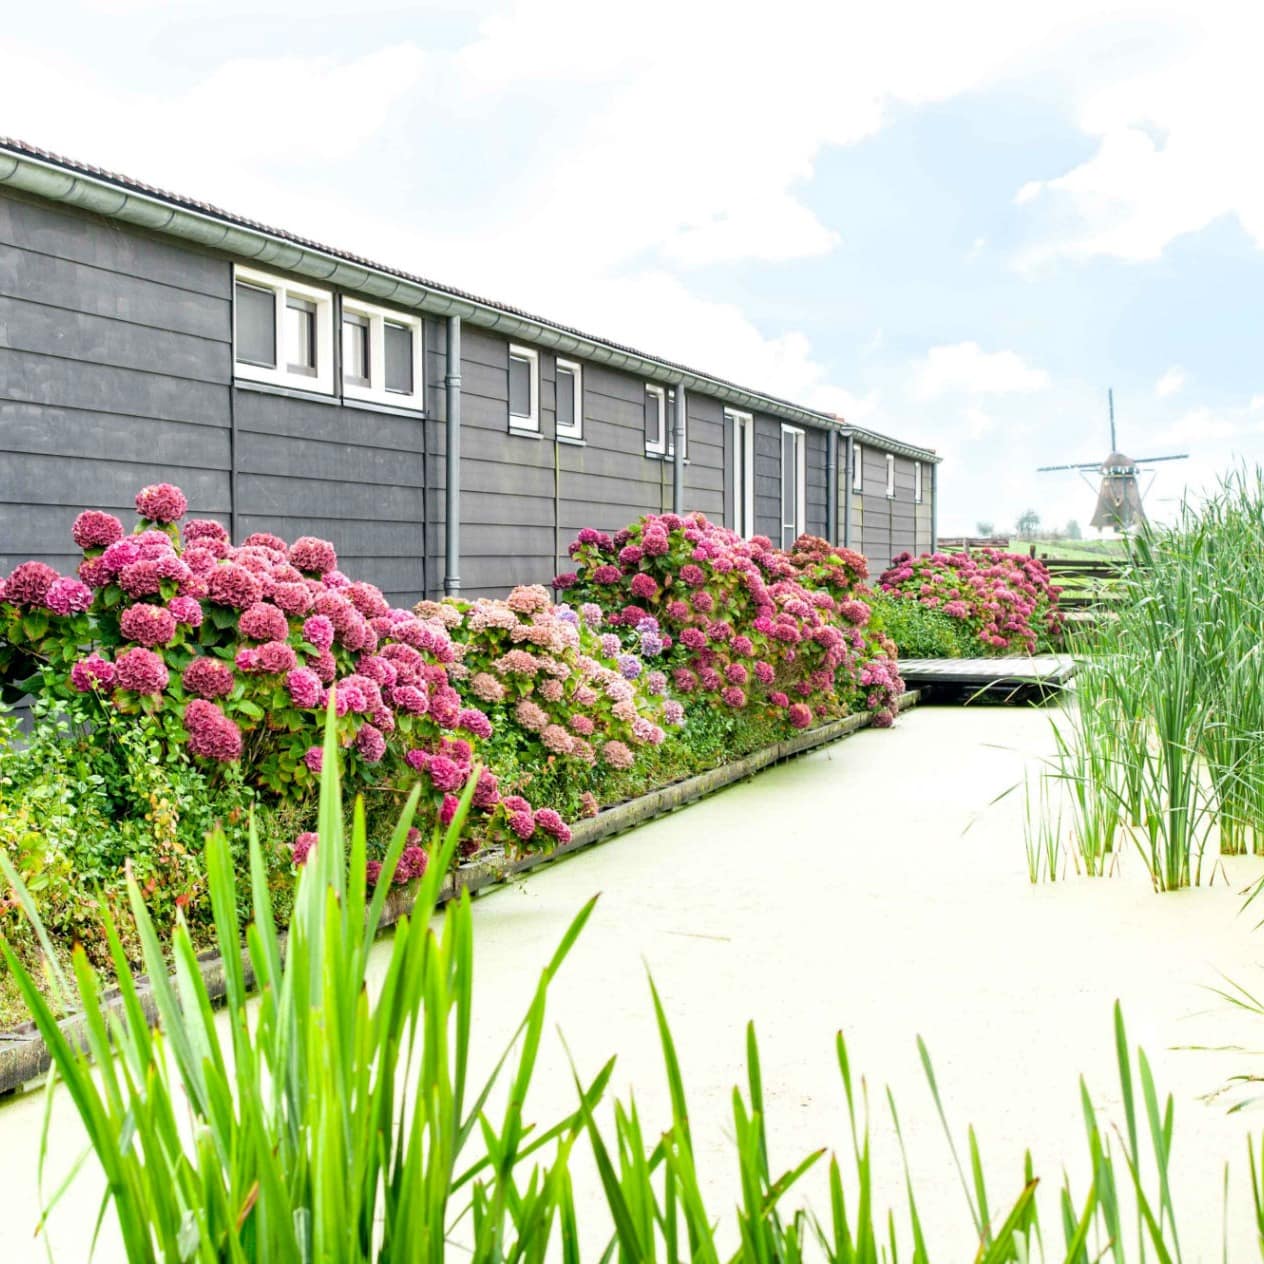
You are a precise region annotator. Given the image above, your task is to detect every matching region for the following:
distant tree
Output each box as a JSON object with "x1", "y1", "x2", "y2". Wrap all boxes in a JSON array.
[
  {"x1": 975, "y1": 520, "x2": 995, "y2": 536},
  {"x1": 1015, "y1": 508, "x2": 1041, "y2": 537},
  {"x1": 1065, "y1": 519, "x2": 1083, "y2": 540}
]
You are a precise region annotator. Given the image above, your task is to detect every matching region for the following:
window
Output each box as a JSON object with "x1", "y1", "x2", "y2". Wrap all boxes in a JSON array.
[
  {"x1": 726, "y1": 409, "x2": 754, "y2": 536},
  {"x1": 851, "y1": 441, "x2": 863, "y2": 493},
  {"x1": 885, "y1": 453, "x2": 896, "y2": 498},
  {"x1": 233, "y1": 266, "x2": 334, "y2": 393},
  {"x1": 915, "y1": 460, "x2": 923, "y2": 504},
  {"x1": 780, "y1": 424, "x2": 806, "y2": 548},
  {"x1": 555, "y1": 358, "x2": 583, "y2": 440},
  {"x1": 342, "y1": 312, "x2": 370, "y2": 387},
  {"x1": 644, "y1": 384, "x2": 666, "y2": 455},
  {"x1": 341, "y1": 299, "x2": 422, "y2": 407},
  {"x1": 509, "y1": 344, "x2": 539, "y2": 433}
]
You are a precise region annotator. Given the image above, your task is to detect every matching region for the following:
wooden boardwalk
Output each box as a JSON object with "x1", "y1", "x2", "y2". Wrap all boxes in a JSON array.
[{"x1": 897, "y1": 655, "x2": 1077, "y2": 698}]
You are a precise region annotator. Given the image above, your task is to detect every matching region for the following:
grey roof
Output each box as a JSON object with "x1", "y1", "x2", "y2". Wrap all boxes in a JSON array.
[{"x1": 0, "y1": 136, "x2": 938, "y2": 462}]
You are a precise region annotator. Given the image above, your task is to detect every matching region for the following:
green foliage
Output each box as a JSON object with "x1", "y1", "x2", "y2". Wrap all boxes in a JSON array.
[{"x1": 869, "y1": 592, "x2": 977, "y2": 659}]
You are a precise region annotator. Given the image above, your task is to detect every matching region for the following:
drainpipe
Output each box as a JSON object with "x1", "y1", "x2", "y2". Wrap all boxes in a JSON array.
[
  {"x1": 444, "y1": 315, "x2": 461, "y2": 596},
  {"x1": 930, "y1": 460, "x2": 938, "y2": 553},
  {"x1": 672, "y1": 380, "x2": 686, "y2": 514},
  {"x1": 826, "y1": 430, "x2": 839, "y2": 543},
  {"x1": 842, "y1": 434, "x2": 855, "y2": 549}
]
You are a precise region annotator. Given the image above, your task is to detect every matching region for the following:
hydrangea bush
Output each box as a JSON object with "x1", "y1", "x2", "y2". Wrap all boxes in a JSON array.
[
  {"x1": 555, "y1": 514, "x2": 904, "y2": 727},
  {"x1": 0, "y1": 485, "x2": 563, "y2": 865},
  {"x1": 877, "y1": 548, "x2": 1063, "y2": 655}
]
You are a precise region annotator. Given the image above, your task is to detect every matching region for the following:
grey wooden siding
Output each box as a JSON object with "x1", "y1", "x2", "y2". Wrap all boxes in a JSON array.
[
  {"x1": 845, "y1": 449, "x2": 926, "y2": 571},
  {"x1": 0, "y1": 190, "x2": 233, "y2": 578},
  {"x1": 753, "y1": 415, "x2": 782, "y2": 540},
  {"x1": 683, "y1": 391, "x2": 724, "y2": 523},
  {"x1": 805, "y1": 427, "x2": 828, "y2": 538}
]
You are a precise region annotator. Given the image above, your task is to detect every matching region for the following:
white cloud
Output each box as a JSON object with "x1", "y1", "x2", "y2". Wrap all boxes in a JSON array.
[
  {"x1": 912, "y1": 342, "x2": 1051, "y2": 400},
  {"x1": 1155, "y1": 366, "x2": 1186, "y2": 398},
  {"x1": 1015, "y1": 3, "x2": 1264, "y2": 265}
]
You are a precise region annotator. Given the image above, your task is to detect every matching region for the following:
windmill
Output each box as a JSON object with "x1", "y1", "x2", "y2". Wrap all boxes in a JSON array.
[{"x1": 1037, "y1": 389, "x2": 1188, "y2": 532}]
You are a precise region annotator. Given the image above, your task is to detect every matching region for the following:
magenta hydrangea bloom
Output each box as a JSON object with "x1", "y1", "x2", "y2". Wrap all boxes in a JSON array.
[
  {"x1": 472, "y1": 768, "x2": 500, "y2": 809},
  {"x1": 662, "y1": 699, "x2": 685, "y2": 726},
  {"x1": 508, "y1": 810, "x2": 536, "y2": 841},
  {"x1": 787, "y1": 703, "x2": 812, "y2": 729},
  {"x1": 601, "y1": 740, "x2": 634, "y2": 770},
  {"x1": 44, "y1": 577, "x2": 94, "y2": 615},
  {"x1": 286, "y1": 667, "x2": 324, "y2": 709},
  {"x1": 71, "y1": 510, "x2": 125, "y2": 550},
  {"x1": 457, "y1": 707, "x2": 493, "y2": 739},
  {"x1": 118, "y1": 560, "x2": 163, "y2": 598},
  {"x1": 120, "y1": 602, "x2": 178, "y2": 647},
  {"x1": 272, "y1": 582, "x2": 313, "y2": 616},
  {"x1": 184, "y1": 698, "x2": 243, "y2": 761},
  {"x1": 533, "y1": 808, "x2": 571, "y2": 844},
  {"x1": 182, "y1": 657, "x2": 235, "y2": 700},
  {"x1": 242, "y1": 531, "x2": 288, "y2": 552},
  {"x1": 427, "y1": 756, "x2": 466, "y2": 793},
  {"x1": 238, "y1": 601, "x2": 290, "y2": 642},
  {"x1": 207, "y1": 563, "x2": 263, "y2": 610},
  {"x1": 135, "y1": 482, "x2": 188, "y2": 524},
  {"x1": 354, "y1": 723, "x2": 386, "y2": 763},
  {"x1": 115, "y1": 647, "x2": 169, "y2": 695},
  {"x1": 289, "y1": 536, "x2": 338, "y2": 576},
  {"x1": 301, "y1": 614, "x2": 336, "y2": 651},
  {"x1": 168, "y1": 595, "x2": 204, "y2": 628},
  {"x1": 256, "y1": 640, "x2": 298, "y2": 674},
  {"x1": 3, "y1": 561, "x2": 59, "y2": 607},
  {"x1": 70, "y1": 652, "x2": 115, "y2": 692},
  {"x1": 292, "y1": 832, "x2": 318, "y2": 865},
  {"x1": 303, "y1": 746, "x2": 324, "y2": 774},
  {"x1": 396, "y1": 845, "x2": 428, "y2": 883},
  {"x1": 183, "y1": 519, "x2": 230, "y2": 545}
]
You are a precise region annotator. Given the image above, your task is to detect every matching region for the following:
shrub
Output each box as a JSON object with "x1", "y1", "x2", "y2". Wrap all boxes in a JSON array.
[
  {"x1": 0, "y1": 485, "x2": 566, "y2": 856},
  {"x1": 557, "y1": 515, "x2": 903, "y2": 728},
  {"x1": 869, "y1": 591, "x2": 978, "y2": 659},
  {"x1": 877, "y1": 547, "x2": 1063, "y2": 655}
]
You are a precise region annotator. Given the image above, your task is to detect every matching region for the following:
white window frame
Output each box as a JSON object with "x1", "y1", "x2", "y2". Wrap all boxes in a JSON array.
[
  {"x1": 726, "y1": 409, "x2": 755, "y2": 536},
  {"x1": 555, "y1": 357, "x2": 583, "y2": 441},
  {"x1": 852, "y1": 441, "x2": 863, "y2": 493},
  {"x1": 644, "y1": 383, "x2": 667, "y2": 456},
  {"x1": 508, "y1": 344, "x2": 540, "y2": 434},
  {"x1": 914, "y1": 460, "x2": 923, "y2": 504},
  {"x1": 340, "y1": 297, "x2": 423, "y2": 409},
  {"x1": 780, "y1": 423, "x2": 806, "y2": 547},
  {"x1": 233, "y1": 265, "x2": 334, "y2": 395},
  {"x1": 885, "y1": 453, "x2": 896, "y2": 498}
]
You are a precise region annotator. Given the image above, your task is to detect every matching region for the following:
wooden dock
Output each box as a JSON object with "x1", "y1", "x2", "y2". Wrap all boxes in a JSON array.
[{"x1": 896, "y1": 655, "x2": 1077, "y2": 700}]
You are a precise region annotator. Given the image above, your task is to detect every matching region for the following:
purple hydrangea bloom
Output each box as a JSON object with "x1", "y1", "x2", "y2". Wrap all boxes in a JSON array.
[{"x1": 616, "y1": 653, "x2": 642, "y2": 680}]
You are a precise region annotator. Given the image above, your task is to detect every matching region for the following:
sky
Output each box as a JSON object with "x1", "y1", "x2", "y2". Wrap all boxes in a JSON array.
[{"x1": 3, "y1": 0, "x2": 1262, "y2": 536}]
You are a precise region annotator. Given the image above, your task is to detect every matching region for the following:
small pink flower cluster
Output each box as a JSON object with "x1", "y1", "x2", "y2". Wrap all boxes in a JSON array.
[{"x1": 878, "y1": 549, "x2": 1063, "y2": 655}]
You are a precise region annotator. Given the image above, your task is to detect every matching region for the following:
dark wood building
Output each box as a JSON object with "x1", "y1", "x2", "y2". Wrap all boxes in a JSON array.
[{"x1": 0, "y1": 138, "x2": 938, "y2": 604}]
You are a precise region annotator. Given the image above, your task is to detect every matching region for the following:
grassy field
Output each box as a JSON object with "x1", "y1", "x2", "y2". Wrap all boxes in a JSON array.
[{"x1": 1010, "y1": 536, "x2": 1128, "y2": 560}]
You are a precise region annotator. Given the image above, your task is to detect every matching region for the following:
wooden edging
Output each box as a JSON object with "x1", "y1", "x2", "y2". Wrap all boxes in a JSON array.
[{"x1": 0, "y1": 690, "x2": 919, "y2": 1097}]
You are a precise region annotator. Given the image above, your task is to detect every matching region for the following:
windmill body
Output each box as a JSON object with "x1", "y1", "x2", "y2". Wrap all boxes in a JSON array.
[{"x1": 1037, "y1": 391, "x2": 1188, "y2": 532}]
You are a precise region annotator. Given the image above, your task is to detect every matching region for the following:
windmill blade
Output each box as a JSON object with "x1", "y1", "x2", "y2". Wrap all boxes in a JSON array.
[
  {"x1": 1131, "y1": 453, "x2": 1189, "y2": 465},
  {"x1": 1038, "y1": 461, "x2": 1103, "y2": 472}
]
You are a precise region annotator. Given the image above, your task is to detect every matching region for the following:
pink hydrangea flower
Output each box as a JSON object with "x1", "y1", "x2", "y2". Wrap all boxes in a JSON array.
[
  {"x1": 135, "y1": 482, "x2": 188, "y2": 523},
  {"x1": 114, "y1": 647, "x2": 169, "y2": 695},
  {"x1": 289, "y1": 536, "x2": 338, "y2": 576},
  {"x1": 533, "y1": 808, "x2": 571, "y2": 844},
  {"x1": 428, "y1": 756, "x2": 466, "y2": 793},
  {"x1": 354, "y1": 723, "x2": 386, "y2": 763},
  {"x1": 168, "y1": 595, "x2": 204, "y2": 627},
  {"x1": 44, "y1": 577, "x2": 94, "y2": 615},
  {"x1": 257, "y1": 640, "x2": 298, "y2": 674},
  {"x1": 182, "y1": 657, "x2": 235, "y2": 699},
  {"x1": 286, "y1": 667, "x2": 324, "y2": 708},
  {"x1": 4, "y1": 561, "x2": 59, "y2": 607},
  {"x1": 292, "y1": 832, "x2": 318, "y2": 865},
  {"x1": 183, "y1": 519, "x2": 230, "y2": 545},
  {"x1": 120, "y1": 602, "x2": 178, "y2": 647},
  {"x1": 184, "y1": 698, "x2": 243, "y2": 761},
  {"x1": 601, "y1": 740, "x2": 634, "y2": 770},
  {"x1": 457, "y1": 708, "x2": 493, "y2": 739},
  {"x1": 207, "y1": 563, "x2": 263, "y2": 610},
  {"x1": 508, "y1": 810, "x2": 536, "y2": 841},
  {"x1": 70, "y1": 652, "x2": 115, "y2": 692},
  {"x1": 238, "y1": 601, "x2": 289, "y2": 642},
  {"x1": 71, "y1": 510, "x2": 125, "y2": 549},
  {"x1": 303, "y1": 746, "x2": 324, "y2": 773}
]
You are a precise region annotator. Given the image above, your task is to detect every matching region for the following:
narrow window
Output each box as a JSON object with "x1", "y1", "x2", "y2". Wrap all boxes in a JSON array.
[
  {"x1": 509, "y1": 344, "x2": 539, "y2": 432},
  {"x1": 915, "y1": 460, "x2": 923, "y2": 504},
  {"x1": 780, "y1": 424, "x2": 806, "y2": 548},
  {"x1": 886, "y1": 453, "x2": 896, "y2": 498},
  {"x1": 852, "y1": 441, "x2": 863, "y2": 493},
  {"x1": 727, "y1": 409, "x2": 754, "y2": 536},
  {"x1": 285, "y1": 296, "x2": 317, "y2": 376},
  {"x1": 384, "y1": 321, "x2": 413, "y2": 394},
  {"x1": 555, "y1": 358, "x2": 582, "y2": 440},
  {"x1": 235, "y1": 281, "x2": 277, "y2": 368},
  {"x1": 644, "y1": 384, "x2": 666, "y2": 455},
  {"x1": 342, "y1": 312, "x2": 370, "y2": 387}
]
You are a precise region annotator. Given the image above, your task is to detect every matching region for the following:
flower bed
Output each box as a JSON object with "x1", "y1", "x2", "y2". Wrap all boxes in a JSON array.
[
  {"x1": 876, "y1": 548, "x2": 1063, "y2": 655},
  {"x1": 0, "y1": 486, "x2": 904, "y2": 1025}
]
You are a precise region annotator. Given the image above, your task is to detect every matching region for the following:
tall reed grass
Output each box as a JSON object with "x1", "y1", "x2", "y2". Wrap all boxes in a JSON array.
[
  {"x1": 2, "y1": 705, "x2": 1262, "y2": 1258},
  {"x1": 1030, "y1": 468, "x2": 1264, "y2": 890}
]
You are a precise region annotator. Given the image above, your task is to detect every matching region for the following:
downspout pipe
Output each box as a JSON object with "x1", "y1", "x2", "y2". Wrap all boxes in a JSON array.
[
  {"x1": 825, "y1": 430, "x2": 838, "y2": 543},
  {"x1": 930, "y1": 460, "x2": 938, "y2": 553},
  {"x1": 842, "y1": 434, "x2": 854, "y2": 549},
  {"x1": 672, "y1": 381, "x2": 686, "y2": 514},
  {"x1": 444, "y1": 315, "x2": 461, "y2": 596}
]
